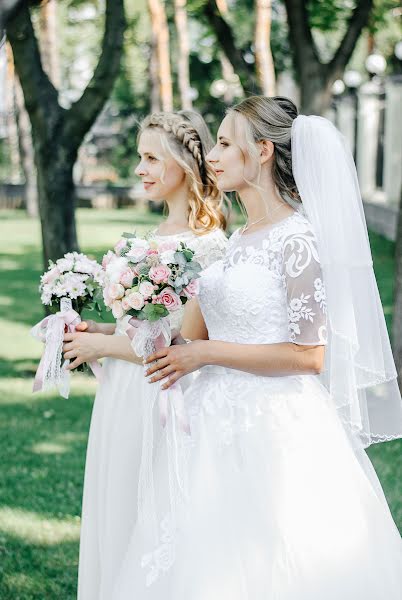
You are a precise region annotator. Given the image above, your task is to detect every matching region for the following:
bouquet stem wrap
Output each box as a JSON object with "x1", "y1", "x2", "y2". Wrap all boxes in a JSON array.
[
  {"x1": 127, "y1": 316, "x2": 190, "y2": 547},
  {"x1": 31, "y1": 297, "x2": 102, "y2": 399}
]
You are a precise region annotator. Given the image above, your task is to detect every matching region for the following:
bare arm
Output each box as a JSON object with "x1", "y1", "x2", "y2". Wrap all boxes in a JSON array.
[
  {"x1": 145, "y1": 337, "x2": 325, "y2": 389},
  {"x1": 180, "y1": 298, "x2": 209, "y2": 341},
  {"x1": 63, "y1": 331, "x2": 143, "y2": 369}
]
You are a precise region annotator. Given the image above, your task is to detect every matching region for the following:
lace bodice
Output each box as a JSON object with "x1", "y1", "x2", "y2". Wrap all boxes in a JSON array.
[
  {"x1": 198, "y1": 212, "x2": 327, "y2": 346},
  {"x1": 115, "y1": 228, "x2": 228, "y2": 335}
]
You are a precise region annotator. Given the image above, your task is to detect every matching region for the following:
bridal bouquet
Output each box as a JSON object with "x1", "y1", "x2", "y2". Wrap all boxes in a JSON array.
[
  {"x1": 102, "y1": 233, "x2": 202, "y2": 433},
  {"x1": 31, "y1": 252, "x2": 104, "y2": 398},
  {"x1": 102, "y1": 233, "x2": 201, "y2": 325}
]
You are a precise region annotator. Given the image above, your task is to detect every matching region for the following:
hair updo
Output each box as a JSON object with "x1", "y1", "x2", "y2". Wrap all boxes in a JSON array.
[
  {"x1": 139, "y1": 111, "x2": 227, "y2": 233},
  {"x1": 229, "y1": 96, "x2": 301, "y2": 203}
]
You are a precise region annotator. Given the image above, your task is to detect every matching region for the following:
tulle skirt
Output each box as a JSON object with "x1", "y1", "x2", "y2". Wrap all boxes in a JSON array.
[
  {"x1": 77, "y1": 356, "x2": 145, "y2": 600},
  {"x1": 109, "y1": 366, "x2": 402, "y2": 600}
]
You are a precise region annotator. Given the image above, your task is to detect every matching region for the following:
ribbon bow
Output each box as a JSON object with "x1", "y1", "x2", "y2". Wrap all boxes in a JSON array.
[{"x1": 31, "y1": 297, "x2": 102, "y2": 399}]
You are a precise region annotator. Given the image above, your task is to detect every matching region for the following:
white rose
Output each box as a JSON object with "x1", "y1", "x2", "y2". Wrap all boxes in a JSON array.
[
  {"x1": 126, "y1": 291, "x2": 145, "y2": 310},
  {"x1": 108, "y1": 283, "x2": 125, "y2": 300},
  {"x1": 105, "y1": 256, "x2": 129, "y2": 283}
]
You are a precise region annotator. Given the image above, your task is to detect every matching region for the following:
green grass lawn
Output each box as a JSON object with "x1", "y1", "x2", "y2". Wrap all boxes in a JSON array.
[{"x1": 0, "y1": 208, "x2": 401, "y2": 598}]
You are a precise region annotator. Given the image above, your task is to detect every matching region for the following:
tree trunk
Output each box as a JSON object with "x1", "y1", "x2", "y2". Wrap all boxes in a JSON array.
[
  {"x1": 37, "y1": 151, "x2": 79, "y2": 265},
  {"x1": 202, "y1": 0, "x2": 261, "y2": 94},
  {"x1": 5, "y1": 42, "x2": 21, "y2": 183},
  {"x1": 38, "y1": 0, "x2": 60, "y2": 88},
  {"x1": 150, "y1": 36, "x2": 161, "y2": 112},
  {"x1": 174, "y1": 0, "x2": 192, "y2": 110},
  {"x1": 299, "y1": 65, "x2": 331, "y2": 115},
  {"x1": 148, "y1": 0, "x2": 173, "y2": 111},
  {"x1": 254, "y1": 0, "x2": 275, "y2": 96},
  {"x1": 393, "y1": 185, "x2": 402, "y2": 390},
  {"x1": 14, "y1": 74, "x2": 38, "y2": 217},
  {"x1": 283, "y1": 0, "x2": 373, "y2": 115},
  {"x1": 6, "y1": 0, "x2": 126, "y2": 268}
]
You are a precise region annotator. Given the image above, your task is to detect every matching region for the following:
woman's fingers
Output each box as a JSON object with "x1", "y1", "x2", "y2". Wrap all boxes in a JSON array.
[
  {"x1": 145, "y1": 356, "x2": 170, "y2": 377},
  {"x1": 161, "y1": 371, "x2": 181, "y2": 390},
  {"x1": 148, "y1": 364, "x2": 176, "y2": 384},
  {"x1": 66, "y1": 357, "x2": 84, "y2": 370},
  {"x1": 75, "y1": 321, "x2": 88, "y2": 332},
  {"x1": 144, "y1": 348, "x2": 169, "y2": 364}
]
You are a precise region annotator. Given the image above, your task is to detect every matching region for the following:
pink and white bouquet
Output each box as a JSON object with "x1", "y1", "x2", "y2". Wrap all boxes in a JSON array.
[
  {"x1": 31, "y1": 252, "x2": 103, "y2": 398},
  {"x1": 102, "y1": 234, "x2": 201, "y2": 324}
]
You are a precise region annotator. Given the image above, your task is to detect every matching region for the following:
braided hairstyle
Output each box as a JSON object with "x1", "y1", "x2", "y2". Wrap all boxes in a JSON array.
[
  {"x1": 139, "y1": 112, "x2": 227, "y2": 233},
  {"x1": 229, "y1": 96, "x2": 301, "y2": 204}
]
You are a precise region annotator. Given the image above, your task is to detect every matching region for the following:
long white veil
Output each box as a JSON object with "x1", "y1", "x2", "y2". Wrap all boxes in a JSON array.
[{"x1": 291, "y1": 115, "x2": 402, "y2": 447}]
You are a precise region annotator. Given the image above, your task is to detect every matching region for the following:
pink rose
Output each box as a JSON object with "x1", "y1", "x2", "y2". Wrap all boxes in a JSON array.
[
  {"x1": 126, "y1": 291, "x2": 145, "y2": 310},
  {"x1": 139, "y1": 281, "x2": 155, "y2": 299},
  {"x1": 114, "y1": 238, "x2": 127, "y2": 255},
  {"x1": 120, "y1": 269, "x2": 135, "y2": 288},
  {"x1": 108, "y1": 283, "x2": 125, "y2": 300},
  {"x1": 160, "y1": 288, "x2": 181, "y2": 312},
  {"x1": 102, "y1": 250, "x2": 115, "y2": 269},
  {"x1": 149, "y1": 264, "x2": 171, "y2": 284},
  {"x1": 146, "y1": 249, "x2": 158, "y2": 256},
  {"x1": 112, "y1": 300, "x2": 124, "y2": 319},
  {"x1": 182, "y1": 279, "x2": 200, "y2": 299}
]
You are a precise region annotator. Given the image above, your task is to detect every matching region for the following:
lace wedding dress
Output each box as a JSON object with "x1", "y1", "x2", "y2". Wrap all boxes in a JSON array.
[
  {"x1": 77, "y1": 227, "x2": 227, "y2": 600},
  {"x1": 113, "y1": 211, "x2": 402, "y2": 600}
]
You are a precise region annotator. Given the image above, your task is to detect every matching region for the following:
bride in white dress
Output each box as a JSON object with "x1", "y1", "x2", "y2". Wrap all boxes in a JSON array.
[
  {"x1": 113, "y1": 97, "x2": 402, "y2": 599},
  {"x1": 63, "y1": 111, "x2": 227, "y2": 600}
]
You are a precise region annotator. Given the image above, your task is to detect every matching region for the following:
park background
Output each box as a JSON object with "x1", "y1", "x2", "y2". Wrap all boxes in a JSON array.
[{"x1": 0, "y1": 0, "x2": 401, "y2": 597}]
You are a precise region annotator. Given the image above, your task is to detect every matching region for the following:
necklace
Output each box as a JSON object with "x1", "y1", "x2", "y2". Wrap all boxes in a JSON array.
[{"x1": 241, "y1": 202, "x2": 286, "y2": 235}]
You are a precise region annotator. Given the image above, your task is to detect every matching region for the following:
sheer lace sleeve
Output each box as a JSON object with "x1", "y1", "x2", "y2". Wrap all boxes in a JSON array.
[
  {"x1": 282, "y1": 226, "x2": 327, "y2": 345},
  {"x1": 192, "y1": 229, "x2": 228, "y2": 270}
]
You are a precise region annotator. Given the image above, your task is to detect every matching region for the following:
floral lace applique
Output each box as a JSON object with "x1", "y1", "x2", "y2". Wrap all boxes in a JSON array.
[{"x1": 141, "y1": 513, "x2": 176, "y2": 587}]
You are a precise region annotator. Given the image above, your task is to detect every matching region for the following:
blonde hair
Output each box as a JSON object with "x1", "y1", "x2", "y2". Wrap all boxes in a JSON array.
[
  {"x1": 229, "y1": 96, "x2": 301, "y2": 204},
  {"x1": 139, "y1": 111, "x2": 227, "y2": 233}
]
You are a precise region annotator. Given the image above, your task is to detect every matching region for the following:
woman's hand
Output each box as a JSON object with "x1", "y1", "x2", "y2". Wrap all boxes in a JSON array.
[
  {"x1": 75, "y1": 320, "x2": 116, "y2": 335},
  {"x1": 63, "y1": 332, "x2": 106, "y2": 370},
  {"x1": 144, "y1": 340, "x2": 208, "y2": 389},
  {"x1": 75, "y1": 320, "x2": 98, "y2": 333}
]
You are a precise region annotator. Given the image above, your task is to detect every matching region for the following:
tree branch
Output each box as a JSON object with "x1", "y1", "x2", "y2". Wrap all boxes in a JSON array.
[
  {"x1": 202, "y1": 0, "x2": 260, "y2": 93},
  {"x1": 5, "y1": 3, "x2": 60, "y2": 140},
  {"x1": 328, "y1": 0, "x2": 373, "y2": 80},
  {"x1": 63, "y1": 0, "x2": 126, "y2": 150},
  {"x1": 283, "y1": 0, "x2": 322, "y2": 79}
]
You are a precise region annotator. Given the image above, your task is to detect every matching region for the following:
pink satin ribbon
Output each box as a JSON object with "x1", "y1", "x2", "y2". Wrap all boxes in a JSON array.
[
  {"x1": 33, "y1": 308, "x2": 102, "y2": 394},
  {"x1": 126, "y1": 317, "x2": 191, "y2": 435}
]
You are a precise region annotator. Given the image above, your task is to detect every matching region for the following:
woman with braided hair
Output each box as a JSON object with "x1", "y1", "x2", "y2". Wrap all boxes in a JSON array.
[{"x1": 70, "y1": 111, "x2": 228, "y2": 600}]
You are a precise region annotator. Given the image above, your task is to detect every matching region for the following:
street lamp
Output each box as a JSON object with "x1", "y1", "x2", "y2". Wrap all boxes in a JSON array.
[
  {"x1": 365, "y1": 53, "x2": 387, "y2": 79},
  {"x1": 344, "y1": 71, "x2": 362, "y2": 162}
]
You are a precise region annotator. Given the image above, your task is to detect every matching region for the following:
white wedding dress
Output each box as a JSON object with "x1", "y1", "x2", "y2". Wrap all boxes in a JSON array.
[
  {"x1": 112, "y1": 211, "x2": 402, "y2": 600},
  {"x1": 77, "y1": 227, "x2": 228, "y2": 600}
]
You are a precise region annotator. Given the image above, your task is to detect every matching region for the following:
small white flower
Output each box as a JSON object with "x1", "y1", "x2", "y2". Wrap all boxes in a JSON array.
[{"x1": 290, "y1": 298, "x2": 302, "y2": 312}]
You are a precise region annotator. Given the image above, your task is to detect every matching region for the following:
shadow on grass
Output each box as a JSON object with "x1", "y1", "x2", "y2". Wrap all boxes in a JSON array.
[
  {"x1": 0, "y1": 385, "x2": 95, "y2": 598},
  {"x1": 0, "y1": 387, "x2": 93, "y2": 518},
  {"x1": 0, "y1": 357, "x2": 38, "y2": 379}
]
